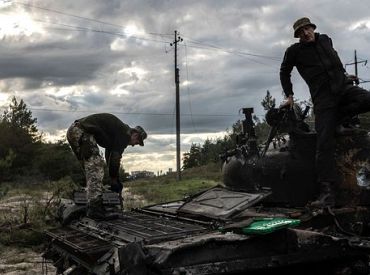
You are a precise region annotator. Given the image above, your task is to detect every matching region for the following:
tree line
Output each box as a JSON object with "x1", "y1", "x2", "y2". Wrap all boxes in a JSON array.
[
  {"x1": 182, "y1": 91, "x2": 275, "y2": 170},
  {"x1": 0, "y1": 97, "x2": 85, "y2": 183},
  {"x1": 3, "y1": 92, "x2": 368, "y2": 179},
  {"x1": 0, "y1": 97, "x2": 139, "y2": 185},
  {"x1": 182, "y1": 88, "x2": 370, "y2": 170},
  {"x1": 0, "y1": 94, "x2": 273, "y2": 180}
]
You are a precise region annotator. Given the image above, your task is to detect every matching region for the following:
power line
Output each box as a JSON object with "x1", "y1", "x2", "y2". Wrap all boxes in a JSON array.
[
  {"x1": 11, "y1": 1, "x2": 282, "y2": 63},
  {"x1": 183, "y1": 41, "x2": 197, "y2": 133},
  {"x1": 0, "y1": 106, "x2": 241, "y2": 117},
  {"x1": 32, "y1": 18, "x2": 172, "y2": 45},
  {"x1": 181, "y1": 42, "x2": 280, "y2": 68},
  {"x1": 33, "y1": 17, "x2": 279, "y2": 65},
  {"x1": 14, "y1": 1, "x2": 172, "y2": 38},
  {"x1": 13, "y1": 0, "x2": 279, "y2": 65},
  {"x1": 182, "y1": 35, "x2": 281, "y2": 61}
]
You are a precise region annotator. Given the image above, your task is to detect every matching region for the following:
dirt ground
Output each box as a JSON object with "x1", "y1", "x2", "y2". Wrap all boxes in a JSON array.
[
  {"x1": 0, "y1": 191, "x2": 56, "y2": 274},
  {"x1": 0, "y1": 246, "x2": 56, "y2": 275},
  {"x1": 0, "y1": 187, "x2": 145, "y2": 274}
]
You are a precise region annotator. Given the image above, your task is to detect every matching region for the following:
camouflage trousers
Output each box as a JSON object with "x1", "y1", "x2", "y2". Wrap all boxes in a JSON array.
[{"x1": 67, "y1": 122, "x2": 104, "y2": 200}]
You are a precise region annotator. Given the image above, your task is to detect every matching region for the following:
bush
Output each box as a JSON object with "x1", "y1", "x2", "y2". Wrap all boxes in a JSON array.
[
  {"x1": 33, "y1": 142, "x2": 84, "y2": 183},
  {"x1": 0, "y1": 178, "x2": 78, "y2": 247}
]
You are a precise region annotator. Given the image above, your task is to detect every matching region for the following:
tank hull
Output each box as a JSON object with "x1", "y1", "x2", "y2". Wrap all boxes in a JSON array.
[{"x1": 223, "y1": 132, "x2": 370, "y2": 206}]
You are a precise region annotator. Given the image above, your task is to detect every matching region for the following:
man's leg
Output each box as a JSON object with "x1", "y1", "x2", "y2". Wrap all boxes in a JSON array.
[
  {"x1": 339, "y1": 85, "x2": 370, "y2": 119},
  {"x1": 80, "y1": 134, "x2": 107, "y2": 219},
  {"x1": 62, "y1": 123, "x2": 90, "y2": 223},
  {"x1": 81, "y1": 134, "x2": 104, "y2": 200},
  {"x1": 311, "y1": 107, "x2": 337, "y2": 207},
  {"x1": 66, "y1": 122, "x2": 84, "y2": 167},
  {"x1": 84, "y1": 154, "x2": 105, "y2": 201}
]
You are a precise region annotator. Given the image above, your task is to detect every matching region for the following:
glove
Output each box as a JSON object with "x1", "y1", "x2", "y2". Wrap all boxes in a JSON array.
[{"x1": 110, "y1": 178, "x2": 123, "y2": 193}]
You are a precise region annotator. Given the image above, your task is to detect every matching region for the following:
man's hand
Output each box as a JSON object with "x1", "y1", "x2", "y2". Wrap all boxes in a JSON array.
[
  {"x1": 110, "y1": 177, "x2": 123, "y2": 193},
  {"x1": 280, "y1": 95, "x2": 294, "y2": 109}
]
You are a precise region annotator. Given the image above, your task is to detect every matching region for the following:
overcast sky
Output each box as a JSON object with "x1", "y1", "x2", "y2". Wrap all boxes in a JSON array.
[{"x1": 0, "y1": 0, "x2": 370, "y2": 173}]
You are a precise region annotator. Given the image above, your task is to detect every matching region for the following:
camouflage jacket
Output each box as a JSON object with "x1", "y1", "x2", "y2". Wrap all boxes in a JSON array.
[{"x1": 77, "y1": 113, "x2": 131, "y2": 178}]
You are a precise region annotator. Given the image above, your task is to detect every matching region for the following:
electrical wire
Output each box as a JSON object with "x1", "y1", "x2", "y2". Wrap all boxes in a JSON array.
[
  {"x1": 183, "y1": 41, "x2": 197, "y2": 133},
  {"x1": 182, "y1": 35, "x2": 281, "y2": 61},
  {"x1": 180, "y1": 42, "x2": 279, "y2": 69},
  {"x1": 10, "y1": 1, "x2": 283, "y2": 64},
  {"x1": 13, "y1": 1, "x2": 173, "y2": 38},
  {"x1": 0, "y1": 1, "x2": 283, "y2": 122},
  {"x1": 31, "y1": 18, "x2": 172, "y2": 45},
  {"x1": 0, "y1": 106, "x2": 241, "y2": 117}
]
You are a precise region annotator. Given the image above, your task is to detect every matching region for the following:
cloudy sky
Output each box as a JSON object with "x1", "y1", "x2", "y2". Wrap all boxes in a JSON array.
[{"x1": 0, "y1": 0, "x2": 370, "y2": 174}]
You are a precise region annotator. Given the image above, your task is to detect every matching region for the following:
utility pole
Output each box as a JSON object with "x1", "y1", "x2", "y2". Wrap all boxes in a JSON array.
[
  {"x1": 345, "y1": 50, "x2": 370, "y2": 85},
  {"x1": 170, "y1": 30, "x2": 183, "y2": 181}
]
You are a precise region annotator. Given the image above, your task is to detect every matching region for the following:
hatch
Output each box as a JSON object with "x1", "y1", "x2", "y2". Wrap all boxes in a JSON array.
[{"x1": 177, "y1": 187, "x2": 271, "y2": 220}]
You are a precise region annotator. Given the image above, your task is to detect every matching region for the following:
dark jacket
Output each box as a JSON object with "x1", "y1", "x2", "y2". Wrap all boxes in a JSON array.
[
  {"x1": 77, "y1": 113, "x2": 131, "y2": 178},
  {"x1": 280, "y1": 33, "x2": 346, "y2": 104}
]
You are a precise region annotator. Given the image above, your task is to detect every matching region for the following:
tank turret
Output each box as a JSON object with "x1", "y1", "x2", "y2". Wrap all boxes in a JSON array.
[{"x1": 222, "y1": 105, "x2": 370, "y2": 206}]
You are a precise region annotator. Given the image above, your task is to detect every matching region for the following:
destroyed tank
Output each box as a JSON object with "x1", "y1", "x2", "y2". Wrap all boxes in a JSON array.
[
  {"x1": 222, "y1": 106, "x2": 370, "y2": 206},
  {"x1": 43, "y1": 106, "x2": 370, "y2": 275}
]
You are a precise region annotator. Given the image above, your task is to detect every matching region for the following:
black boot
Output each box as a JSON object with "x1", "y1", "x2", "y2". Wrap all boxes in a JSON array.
[
  {"x1": 58, "y1": 202, "x2": 86, "y2": 225},
  {"x1": 311, "y1": 182, "x2": 335, "y2": 208},
  {"x1": 87, "y1": 195, "x2": 106, "y2": 220},
  {"x1": 87, "y1": 195, "x2": 120, "y2": 220}
]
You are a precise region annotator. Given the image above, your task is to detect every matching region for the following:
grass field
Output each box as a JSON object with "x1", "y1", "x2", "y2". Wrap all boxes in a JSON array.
[{"x1": 124, "y1": 162, "x2": 222, "y2": 207}]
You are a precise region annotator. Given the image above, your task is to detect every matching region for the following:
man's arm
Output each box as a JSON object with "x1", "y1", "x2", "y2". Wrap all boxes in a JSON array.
[
  {"x1": 280, "y1": 47, "x2": 296, "y2": 108},
  {"x1": 105, "y1": 149, "x2": 123, "y2": 193},
  {"x1": 106, "y1": 149, "x2": 122, "y2": 180},
  {"x1": 280, "y1": 47, "x2": 295, "y2": 97}
]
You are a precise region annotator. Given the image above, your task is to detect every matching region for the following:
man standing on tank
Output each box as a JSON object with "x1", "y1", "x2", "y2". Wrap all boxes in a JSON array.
[
  {"x1": 280, "y1": 17, "x2": 370, "y2": 207},
  {"x1": 67, "y1": 113, "x2": 147, "y2": 219}
]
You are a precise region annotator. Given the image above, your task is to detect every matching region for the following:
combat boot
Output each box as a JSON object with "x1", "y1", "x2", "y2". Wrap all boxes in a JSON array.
[
  {"x1": 311, "y1": 182, "x2": 335, "y2": 208},
  {"x1": 86, "y1": 195, "x2": 106, "y2": 220},
  {"x1": 87, "y1": 195, "x2": 120, "y2": 220}
]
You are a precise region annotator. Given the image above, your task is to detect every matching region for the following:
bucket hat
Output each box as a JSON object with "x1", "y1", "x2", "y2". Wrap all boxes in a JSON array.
[{"x1": 293, "y1": 17, "x2": 316, "y2": 38}]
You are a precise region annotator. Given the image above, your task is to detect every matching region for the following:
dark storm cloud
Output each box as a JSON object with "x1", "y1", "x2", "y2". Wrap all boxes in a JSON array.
[{"x1": 0, "y1": 47, "x2": 119, "y2": 86}]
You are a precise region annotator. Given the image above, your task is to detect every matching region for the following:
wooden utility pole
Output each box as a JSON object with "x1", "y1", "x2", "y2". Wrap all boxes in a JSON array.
[
  {"x1": 355, "y1": 50, "x2": 358, "y2": 79},
  {"x1": 171, "y1": 30, "x2": 183, "y2": 181}
]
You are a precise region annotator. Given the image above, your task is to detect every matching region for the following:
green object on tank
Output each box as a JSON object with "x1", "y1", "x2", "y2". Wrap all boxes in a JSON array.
[{"x1": 242, "y1": 218, "x2": 300, "y2": 235}]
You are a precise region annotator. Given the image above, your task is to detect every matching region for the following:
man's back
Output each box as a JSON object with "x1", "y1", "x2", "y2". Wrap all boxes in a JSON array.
[{"x1": 77, "y1": 113, "x2": 131, "y2": 152}]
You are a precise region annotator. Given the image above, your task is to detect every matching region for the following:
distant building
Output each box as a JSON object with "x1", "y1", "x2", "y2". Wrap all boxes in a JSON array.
[{"x1": 131, "y1": 170, "x2": 155, "y2": 180}]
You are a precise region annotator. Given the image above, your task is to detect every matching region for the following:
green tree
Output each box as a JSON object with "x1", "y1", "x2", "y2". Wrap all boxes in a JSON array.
[
  {"x1": 0, "y1": 97, "x2": 40, "y2": 177},
  {"x1": 182, "y1": 143, "x2": 202, "y2": 169},
  {"x1": 182, "y1": 128, "x2": 239, "y2": 170},
  {"x1": 2, "y1": 96, "x2": 39, "y2": 141},
  {"x1": 182, "y1": 92, "x2": 278, "y2": 169},
  {"x1": 34, "y1": 141, "x2": 84, "y2": 182},
  {"x1": 261, "y1": 90, "x2": 276, "y2": 111},
  {"x1": 0, "y1": 149, "x2": 16, "y2": 181}
]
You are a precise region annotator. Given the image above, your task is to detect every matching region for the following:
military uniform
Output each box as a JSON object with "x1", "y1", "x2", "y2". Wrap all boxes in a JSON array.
[{"x1": 67, "y1": 113, "x2": 132, "y2": 201}]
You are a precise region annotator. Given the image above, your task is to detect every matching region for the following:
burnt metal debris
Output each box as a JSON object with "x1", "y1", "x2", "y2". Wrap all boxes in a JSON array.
[{"x1": 43, "y1": 105, "x2": 370, "y2": 275}]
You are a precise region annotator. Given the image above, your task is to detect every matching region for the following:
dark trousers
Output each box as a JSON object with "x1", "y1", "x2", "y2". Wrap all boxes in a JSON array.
[{"x1": 315, "y1": 84, "x2": 370, "y2": 183}]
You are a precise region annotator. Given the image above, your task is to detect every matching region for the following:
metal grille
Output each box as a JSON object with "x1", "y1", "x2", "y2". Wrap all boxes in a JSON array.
[
  {"x1": 75, "y1": 212, "x2": 207, "y2": 244},
  {"x1": 46, "y1": 227, "x2": 112, "y2": 254}
]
